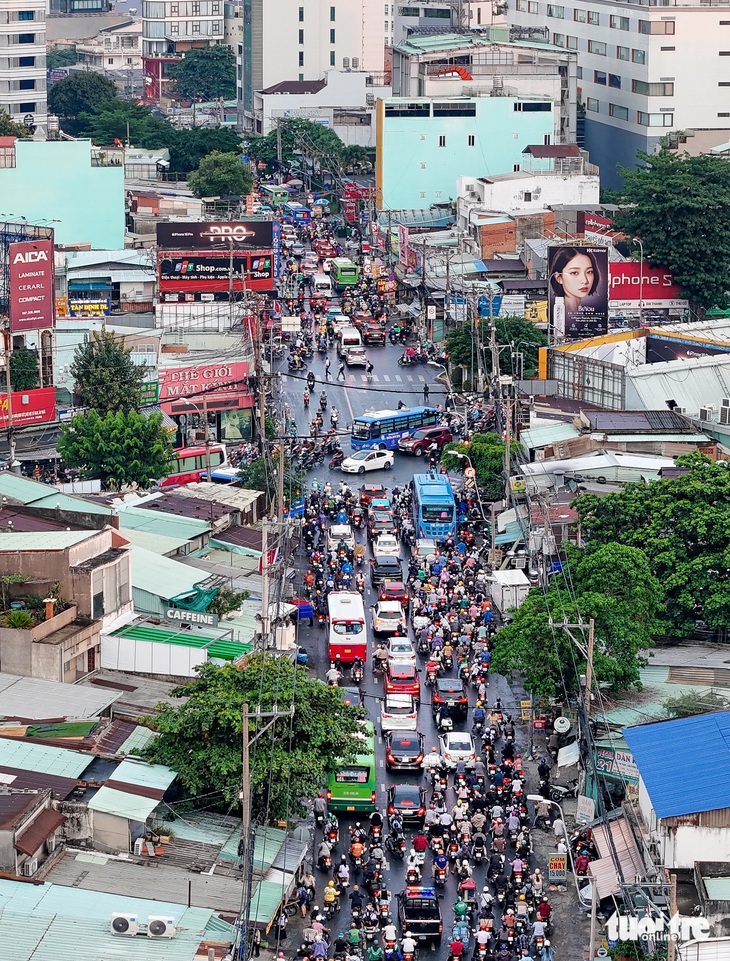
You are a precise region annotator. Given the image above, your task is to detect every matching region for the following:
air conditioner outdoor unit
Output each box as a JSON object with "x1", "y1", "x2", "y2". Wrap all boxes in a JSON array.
[
  {"x1": 46, "y1": 836, "x2": 56, "y2": 853},
  {"x1": 147, "y1": 916, "x2": 176, "y2": 939},
  {"x1": 722, "y1": 397, "x2": 730, "y2": 408},
  {"x1": 111, "y1": 913, "x2": 140, "y2": 936},
  {"x1": 699, "y1": 406, "x2": 713, "y2": 421},
  {"x1": 721, "y1": 407, "x2": 730, "y2": 426},
  {"x1": 676, "y1": 407, "x2": 687, "y2": 414},
  {"x1": 22, "y1": 859, "x2": 38, "y2": 877}
]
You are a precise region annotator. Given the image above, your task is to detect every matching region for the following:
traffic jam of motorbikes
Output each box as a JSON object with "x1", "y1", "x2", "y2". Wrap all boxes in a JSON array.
[{"x1": 268, "y1": 213, "x2": 592, "y2": 961}]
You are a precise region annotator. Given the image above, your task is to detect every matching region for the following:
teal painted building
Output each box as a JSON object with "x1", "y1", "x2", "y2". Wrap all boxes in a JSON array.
[
  {"x1": 376, "y1": 96, "x2": 555, "y2": 212},
  {"x1": 0, "y1": 139, "x2": 125, "y2": 248}
]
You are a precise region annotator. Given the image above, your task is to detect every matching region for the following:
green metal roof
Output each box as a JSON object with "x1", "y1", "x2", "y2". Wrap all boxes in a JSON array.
[
  {"x1": 0, "y1": 530, "x2": 96, "y2": 551},
  {"x1": 29, "y1": 492, "x2": 111, "y2": 515},
  {"x1": 248, "y1": 879, "x2": 288, "y2": 927},
  {"x1": 519, "y1": 422, "x2": 581, "y2": 451},
  {"x1": 0, "y1": 879, "x2": 233, "y2": 960},
  {"x1": 494, "y1": 520, "x2": 525, "y2": 546},
  {"x1": 120, "y1": 527, "x2": 192, "y2": 555},
  {"x1": 110, "y1": 623, "x2": 252, "y2": 662},
  {"x1": 597, "y1": 664, "x2": 730, "y2": 727},
  {"x1": 119, "y1": 505, "x2": 210, "y2": 539},
  {"x1": 0, "y1": 737, "x2": 91, "y2": 778},
  {"x1": 130, "y1": 544, "x2": 205, "y2": 603},
  {"x1": 87, "y1": 786, "x2": 161, "y2": 822},
  {"x1": 117, "y1": 725, "x2": 156, "y2": 756},
  {"x1": 110, "y1": 757, "x2": 177, "y2": 792},
  {"x1": 253, "y1": 826, "x2": 287, "y2": 873},
  {"x1": 395, "y1": 32, "x2": 494, "y2": 55}
]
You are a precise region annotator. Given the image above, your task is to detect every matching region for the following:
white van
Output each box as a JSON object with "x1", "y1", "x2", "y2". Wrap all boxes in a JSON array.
[
  {"x1": 312, "y1": 273, "x2": 332, "y2": 296},
  {"x1": 337, "y1": 325, "x2": 363, "y2": 357}
]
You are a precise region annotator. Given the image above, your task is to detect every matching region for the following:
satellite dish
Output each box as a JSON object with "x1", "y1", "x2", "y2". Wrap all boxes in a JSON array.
[{"x1": 554, "y1": 717, "x2": 571, "y2": 734}]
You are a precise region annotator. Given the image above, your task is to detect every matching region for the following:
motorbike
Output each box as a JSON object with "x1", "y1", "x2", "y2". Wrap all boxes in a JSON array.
[
  {"x1": 385, "y1": 833, "x2": 406, "y2": 860},
  {"x1": 317, "y1": 611, "x2": 327, "y2": 630},
  {"x1": 434, "y1": 865, "x2": 448, "y2": 887},
  {"x1": 320, "y1": 395, "x2": 328, "y2": 411},
  {"x1": 352, "y1": 663, "x2": 364, "y2": 685},
  {"x1": 550, "y1": 778, "x2": 580, "y2": 802},
  {"x1": 405, "y1": 865, "x2": 421, "y2": 885}
]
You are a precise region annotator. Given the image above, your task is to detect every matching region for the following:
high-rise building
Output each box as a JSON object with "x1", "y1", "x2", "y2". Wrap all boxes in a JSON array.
[
  {"x1": 141, "y1": 0, "x2": 225, "y2": 58},
  {"x1": 508, "y1": 0, "x2": 730, "y2": 186},
  {"x1": 238, "y1": 0, "x2": 387, "y2": 129},
  {"x1": 0, "y1": 0, "x2": 47, "y2": 139}
]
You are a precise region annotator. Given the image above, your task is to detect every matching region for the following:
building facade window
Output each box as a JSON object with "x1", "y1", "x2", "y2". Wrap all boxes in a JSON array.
[
  {"x1": 639, "y1": 19, "x2": 674, "y2": 34},
  {"x1": 329, "y1": 50, "x2": 335, "y2": 65},
  {"x1": 587, "y1": 97, "x2": 599, "y2": 111},
  {"x1": 18, "y1": 10, "x2": 35, "y2": 19},
  {"x1": 609, "y1": 73, "x2": 621, "y2": 88},
  {"x1": 567, "y1": 35, "x2": 578, "y2": 49},
  {"x1": 610, "y1": 14, "x2": 629, "y2": 29},
  {"x1": 632, "y1": 79, "x2": 674, "y2": 95},
  {"x1": 594, "y1": 70, "x2": 606, "y2": 84},
  {"x1": 573, "y1": 8, "x2": 586, "y2": 21},
  {"x1": 552, "y1": 33, "x2": 565, "y2": 45},
  {"x1": 330, "y1": 28, "x2": 335, "y2": 43},
  {"x1": 637, "y1": 110, "x2": 673, "y2": 125},
  {"x1": 547, "y1": 4, "x2": 564, "y2": 16},
  {"x1": 609, "y1": 103, "x2": 629, "y2": 119},
  {"x1": 588, "y1": 40, "x2": 606, "y2": 54},
  {"x1": 17, "y1": 34, "x2": 35, "y2": 43},
  {"x1": 617, "y1": 45, "x2": 629, "y2": 60},
  {"x1": 632, "y1": 48, "x2": 646, "y2": 63},
  {"x1": 438, "y1": 134, "x2": 446, "y2": 146},
  {"x1": 299, "y1": 29, "x2": 304, "y2": 43},
  {"x1": 18, "y1": 55, "x2": 34, "y2": 66},
  {"x1": 298, "y1": 6, "x2": 304, "y2": 20},
  {"x1": 528, "y1": 2, "x2": 538, "y2": 13},
  {"x1": 19, "y1": 102, "x2": 36, "y2": 112},
  {"x1": 467, "y1": 134, "x2": 475, "y2": 146},
  {"x1": 588, "y1": 10, "x2": 599, "y2": 24},
  {"x1": 330, "y1": 5, "x2": 336, "y2": 20},
  {"x1": 299, "y1": 51, "x2": 304, "y2": 66},
  {"x1": 18, "y1": 78, "x2": 35, "y2": 89}
]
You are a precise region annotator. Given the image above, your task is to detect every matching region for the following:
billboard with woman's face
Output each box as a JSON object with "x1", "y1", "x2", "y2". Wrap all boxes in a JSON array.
[{"x1": 548, "y1": 245, "x2": 609, "y2": 340}]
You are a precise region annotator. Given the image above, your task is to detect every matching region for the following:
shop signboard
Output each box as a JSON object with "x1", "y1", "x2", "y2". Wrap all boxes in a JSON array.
[
  {"x1": 156, "y1": 221, "x2": 274, "y2": 249},
  {"x1": 594, "y1": 745, "x2": 639, "y2": 783},
  {"x1": 548, "y1": 855, "x2": 567, "y2": 883},
  {"x1": 68, "y1": 299, "x2": 111, "y2": 317},
  {"x1": 158, "y1": 252, "x2": 274, "y2": 292},
  {"x1": 158, "y1": 361, "x2": 250, "y2": 414},
  {"x1": 9, "y1": 238, "x2": 55, "y2": 332},
  {"x1": 609, "y1": 262, "x2": 686, "y2": 310},
  {"x1": 0, "y1": 386, "x2": 56, "y2": 429}
]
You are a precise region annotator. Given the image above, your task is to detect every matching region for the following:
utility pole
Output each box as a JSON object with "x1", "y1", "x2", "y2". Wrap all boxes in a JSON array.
[
  {"x1": 386, "y1": 210, "x2": 392, "y2": 268},
  {"x1": 584, "y1": 617, "x2": 595, "y2": 718},
  {"x1": 260, "y1": 520, "x2": 270, "y2": 646},
  {"x1": 668, "y1": 874, "x2": 678, "y2": 961},
  {"x1": 202, "y1": 394, "x2": 211, "y2": 483},
  {"x1": 276, "y1": 118, "x2": 283, "y2": 181},
  {"x1": 2, "y1": 330, "x2": 16, "y2": 471},
  {"x1": 504, "y1": 396, "x2": 511, "y2": 502},
  {"x1": 277, "y1": 434, "x2": 286, "y2": 520}
]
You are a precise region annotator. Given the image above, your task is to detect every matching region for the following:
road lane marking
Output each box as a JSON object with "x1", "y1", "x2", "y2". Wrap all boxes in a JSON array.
[
  {"x1": 395, "y1": 375, "x2": 403, "y2": 383},
  {"x1": 406, "y1": 375, "x2": 414, "y2": 382},
  {"x1": 383, "y1": 375, "x2": 391, "y2": 382}
]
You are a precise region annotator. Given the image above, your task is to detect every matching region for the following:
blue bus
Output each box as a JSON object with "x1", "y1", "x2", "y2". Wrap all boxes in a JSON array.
[
  {"x1": 412, "y1": 472, "x2": 457, "y2": 541},
  {"x1": 283, "y1": 201, "x2": 311, "y2": 225},
  {"x1": 351, "y1": 406, "x2": 439, "y2": 451}
]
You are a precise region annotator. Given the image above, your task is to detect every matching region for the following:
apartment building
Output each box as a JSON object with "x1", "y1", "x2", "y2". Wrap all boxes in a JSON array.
[
  {"x1": 141, "y1": 0, "x2": 225, "y2": 58},
  {"x1": 239, "y1": 0, "x2": 387, "y2": 128},
  {"x1": 507, "y1": 0, "x2": 730, "y2": 186},
  {"x1": 0, "y1": 0, "x2": 47, "y2": 139},
  {"x1": 394, "y1": 0, "x2": 495, "y2": 45}
]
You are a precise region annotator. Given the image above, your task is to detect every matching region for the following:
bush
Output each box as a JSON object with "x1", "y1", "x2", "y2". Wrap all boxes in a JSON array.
[{"x1": 5, "y1": 610, "x2": 34, "y2": 629}]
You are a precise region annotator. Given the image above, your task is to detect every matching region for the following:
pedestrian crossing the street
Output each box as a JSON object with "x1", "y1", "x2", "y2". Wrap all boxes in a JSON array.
[{"x1": 354, "y1": 373, "x2": 426, "y2": 384}]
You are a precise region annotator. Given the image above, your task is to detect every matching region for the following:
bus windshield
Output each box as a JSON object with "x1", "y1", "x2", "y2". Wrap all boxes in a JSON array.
[
  {"x1": 351, "y1": 407, "x2": 438, "y2": 450},
  {"x1": 412, "y1": 471, "x2": 457, "y2": 542}
]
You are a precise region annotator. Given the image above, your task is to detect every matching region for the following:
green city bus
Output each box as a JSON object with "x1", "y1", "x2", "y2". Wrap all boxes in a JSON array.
[
  {"x1": 327, "y1": 720, "x2": 377, "y2": 813},
  {"x1": 259, "y1": 184, "x2": 291, "y2": 205},
  {"x1": 332, "y1": 257, "x2": 360, "y2": 290}
]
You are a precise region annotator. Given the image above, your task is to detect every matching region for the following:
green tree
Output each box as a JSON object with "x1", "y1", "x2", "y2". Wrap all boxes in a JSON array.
[
  {"x1": 48, "y1": 72, "x2": 117, "y2": 130},
  {"x1": 167, "y1": 126, "x2": 242, "y2": 175},
  {"x1": 238, "y1": 450, "x2": 302, "y2": 502},
  {"x1": 78, "y1": 100, "x2": 171, "y2": 149},
  {"x1": 614, "y1": 149, "x2": 730, "y2": 310},
  {"x1": 47, "y1": 47, "x2": 78, "y2": 70},
  {"x1": 143, "y1": 657, "x2": 365, "y2": 818},
  {"x1": 490, "y1": 543, "x2": 661, "y2": 699},
  {"x1": 0, "y1": 108, "x2": 33, "y2": 138},
  {"x1": 9, "y1": 346, "x2": 39, "y2": 392},
  {"x1": 575, "y1": 453, "x2": 730, "y2": 636},
  {"x1": 71, "y1": 328, "x2": 147, "y2": 415},
  {"x1": 57, "y1": 409, "x2": 173, "y2": 489},
  {"x1": 245, "y1": 118, "x2": 347, "y2": 176},
  {"x1": 169, "y1": 46, "x2": 236, "y2": 101},
  {"x1": 188, "y1": 150, "x2": 253, "y2": 198},
  {"x1": 446, "y1": 317, "x2": 546, "y2": 385},
  {"x1": 441, "y1": 433, "x2": 507, "y2": 502}
]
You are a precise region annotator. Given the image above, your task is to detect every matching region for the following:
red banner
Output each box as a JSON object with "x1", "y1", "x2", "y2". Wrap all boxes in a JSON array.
[
  {"x1": 9, "y1": 238, "x2": 55, "y2": 332},
  {"x1": 158, "y1": 361, "x2": 252, "y2": 414},
  {"x1": 0, "y1": 386, "x2": 56, "y2": 429},
  {"x1": 609, "y1": 262, "x2": 684, "y2": 302}
]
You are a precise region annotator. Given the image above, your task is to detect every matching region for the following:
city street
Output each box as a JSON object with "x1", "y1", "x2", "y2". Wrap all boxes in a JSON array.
[{"x1": 272, "y1": 311, "x2": 590, "y2": 961}]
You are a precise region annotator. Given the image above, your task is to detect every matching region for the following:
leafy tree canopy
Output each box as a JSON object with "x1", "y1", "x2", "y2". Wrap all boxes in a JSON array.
[
  {"x1": 614, "y1": 149, "x2": 730, "y2": 310},
  {"x1": 143, "y1": 657, "x2": 366, "y2": 818},
  {"x1": 238, "y1": 450, "x2": 302, "y2": 503},
  {"x1": 47, "y1": 47, "x2": 78, "y2": 70},
  {"x1": 245, "y1": 118, "x2": 349, "y2": 174},
  {"x1": 0, "y1": 109, "x2": 33, "y2": 138},
  {"x1": 70, "y1": 328, "x2": 147, "y2": 415},
  {"x1": 490, "y1": 543, "x2": 661, "y2": 699},
  {"x1": 167, "y1": 126, "x2": 242, "y2": 175},
  {"x1": 9, "y1": 346, "x2": 39, "y2": 392},
  {"x1": 575, "y1": 454, "x2": 730, "y2": 636},
  {"x1": 48, "y1": 72, "x2": 117, "y2": 122},
  {"x1": 446, "y1": 317, "x2": 546, "y2": 380},
  {"x1": 57, "y1": 409, "x2": 173, "y2": 489},
  {"x1": 441, "y1": 433, "x2": 507, "y2": 503},
  {"x1": 188, "y1": 150, "x2": 253, "y2": 198},
  {"x1": 169, "y1": 46, "x2": 236, "y2": 100},
  {"x1": 78, "y1": 100, "x2": 171, "y2": 150}
]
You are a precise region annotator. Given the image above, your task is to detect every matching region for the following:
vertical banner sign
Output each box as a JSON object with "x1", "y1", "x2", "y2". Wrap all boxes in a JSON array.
[
  {"x1": 547, "y1": 245, "x2": 609, "y2": 340},
  {"x1": 9, "y1": 238, "x2": 55, "y2": 332},
  {"x1": 548, "y1": 854, "x2": 567, "y2": 883}
]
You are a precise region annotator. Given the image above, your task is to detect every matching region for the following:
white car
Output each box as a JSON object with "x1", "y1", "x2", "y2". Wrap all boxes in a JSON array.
[
  {"x1": 372, "y1": 600, "x2": 407, "y2": 636},
  {"x1": 341, "y1": 449, "x2": 394, "y2": 474},
  {"x1": 439, "y1": 731, "x2": 477, "y2": 770},
  {"x1": 327, "y1": 523, "x2": 355, "y2": 553},
  {"x1": 386, "y1": 636, "x2": 417, "y2": 664},
  {"x1": 381, "y1": 694, "x2": 418, "y2": 733},
  {"x1": 374, "y1": 533, "x2": 399, "y2": 556}
]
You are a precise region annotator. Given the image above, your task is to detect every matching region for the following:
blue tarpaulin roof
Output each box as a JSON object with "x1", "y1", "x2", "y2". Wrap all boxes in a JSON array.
[{"x1": 623, "y1": 710, "x2": 730, "y2": 818}]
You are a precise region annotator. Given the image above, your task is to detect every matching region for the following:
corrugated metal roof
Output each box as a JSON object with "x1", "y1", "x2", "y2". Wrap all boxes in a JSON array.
[
  {"x1": 117, "y1": 725, "x2": 156, "y2": 756},
  {"x1": 109, "y1": 757, "x2": 177, "y2": 792},
  {"x1": 87, "y1": 785, "x2": 160, "y2": 821},
  {"x1": 130, "y1": 545, "x2": 206, "y2": 603},
  {"x1": 0, "y1": 737, "x2": 91, "y2": 779},
  {"x1": 119, "y1": 505, "x2": 210, "y2": 539},
  {"x1": 626, "y1": 353, "x2": 730, "y2": 415},
  {"x1": 0, "y1": 672, "x2": 120, "y2": 720},
  {"x1": 110, "y1": 623, "x2": 253, "y2": 662},
  {"x1": 120, "y1": 527, "x2": 191, "y2": 555},
  {"x1": 0, "y1": 530, "x2": 95, "y2": 551},
  {"x1": 247, "y1": 879, "x2": 287, "y2": 926},
  {"x1": 519, "y1": 422, "x2": 581, "y2": 451},
  {"x1": 624, "y1": 711, "x2": 730, "y2": 817},
  {"x1": 25, "y1": 492, "x2": 111, "y2": 515},
  {"x1": 0, "y1": 878, "x2": 232, "y2": 960}
]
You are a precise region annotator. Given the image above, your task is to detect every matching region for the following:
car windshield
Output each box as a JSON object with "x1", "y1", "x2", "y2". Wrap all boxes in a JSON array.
[{"x1": 350, "y1": 451, "x2": 370, "y2": 460}]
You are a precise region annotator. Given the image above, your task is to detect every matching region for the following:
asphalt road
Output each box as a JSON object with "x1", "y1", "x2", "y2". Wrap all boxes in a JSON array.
[{"x1": 272, "y1": 292, "x2": 556, "y2": 960}]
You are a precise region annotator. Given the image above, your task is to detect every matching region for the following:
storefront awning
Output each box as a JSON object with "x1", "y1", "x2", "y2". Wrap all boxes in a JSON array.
[
  {"x1": 557, "y1": 740, "x2": 580, "y2": 769},
  {"x1": 588, "y1": 816, "x2": 645, "y2": 899}
]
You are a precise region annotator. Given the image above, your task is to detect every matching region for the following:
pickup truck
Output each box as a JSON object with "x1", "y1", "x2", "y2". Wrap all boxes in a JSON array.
[{"x1": 397, "y1": 886, "x2": 443, "y2": 946}]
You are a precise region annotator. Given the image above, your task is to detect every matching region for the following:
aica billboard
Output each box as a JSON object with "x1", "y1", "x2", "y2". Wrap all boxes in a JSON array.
[{"x1": 9, "y1": 239, "x2": 55, "y2": 333}]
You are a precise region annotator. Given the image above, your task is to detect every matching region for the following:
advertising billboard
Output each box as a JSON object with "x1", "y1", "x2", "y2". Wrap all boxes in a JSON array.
[
  {"x1": 8, "y1": 238, "x2": 55, "y2": 333},
  {"x1": 158, "y1": 252, "x2": 274, "y2": 292},
  {"x1": 609, "y1": 262, "x2": 686, "y2": 309},
  {"x1": 547, "y1": 244, "x2": 609, "y2": 340},
  {"x1": 646, "y1": 335, "x2": 730, "y2": 364},
  {"x1": 156, "y1": 221, "x2": 274, "y2": 249},
  {"x1": 0, "y1": 386, "x2": 56, "y2": 430},
  {"x1": 158, "y1": 361, "x2": 251, "y2": 414},
  {"x1": 579, "y1": 211, "x2": 619, "y2": 243},
  {"x1": 68, "y1": 299, "x2": 111, "y2": 317}
]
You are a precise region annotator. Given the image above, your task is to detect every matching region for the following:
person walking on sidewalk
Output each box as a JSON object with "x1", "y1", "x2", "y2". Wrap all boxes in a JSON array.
[
  {"x1": 338, "y1": 361, "x2": 346, "y2": 381},
  {"x1": 325, "y1": 357, "x2": 331, "y2": 380}
]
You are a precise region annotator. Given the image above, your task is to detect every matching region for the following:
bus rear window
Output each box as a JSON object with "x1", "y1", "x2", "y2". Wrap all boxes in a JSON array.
[
  {"x1": 422, "y1": 506, "x2": 454, "y2": 522},
  {"x1": 336, "y1": 767, "x2": 369, "y2": 783},
  {"x1": 332, "y1": 622, "x2": 364, "y2": 635}
]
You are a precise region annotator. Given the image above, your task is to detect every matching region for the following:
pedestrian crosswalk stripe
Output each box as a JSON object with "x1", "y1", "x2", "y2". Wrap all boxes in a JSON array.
[
  {"x1": 418, "y1": 375, "x2": 425, "y2": 382},
  {"x1": 395, "y1": 375, "x2": 403, "y2": 382},
  {"x1": 406, "y1": 375, "x2": 414, "y2": 382},
  {"x1": 383, "y1": 375, "x2": 391, "y2": 382}
]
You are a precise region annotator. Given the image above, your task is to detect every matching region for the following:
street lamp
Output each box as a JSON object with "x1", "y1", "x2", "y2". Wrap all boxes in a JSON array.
[
  {"x1": 633, "y1": 237, "x2": 644, "y2": 328},
  {"x1": 181, "y1": 397, "x2": 212, "y2": 481},
  {"x1": 526, "y1": 794, "x2": 591, "y2": 908}
]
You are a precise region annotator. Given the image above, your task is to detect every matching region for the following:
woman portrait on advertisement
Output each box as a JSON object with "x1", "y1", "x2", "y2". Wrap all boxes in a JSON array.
[{"x1": 549, "y1": 246, "x2": 607, "y2": 340}]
